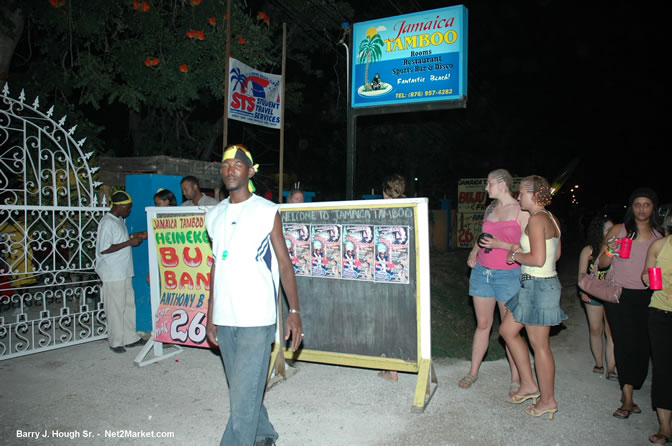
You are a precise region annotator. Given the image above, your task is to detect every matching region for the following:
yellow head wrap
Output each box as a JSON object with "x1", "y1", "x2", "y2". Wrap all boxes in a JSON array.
[
  {"x1": 111, "y1": 190, "x2": 132, "y2": 206},
  {"x1": 222, "y1": 144, "x2": 259, "y2": 193}
]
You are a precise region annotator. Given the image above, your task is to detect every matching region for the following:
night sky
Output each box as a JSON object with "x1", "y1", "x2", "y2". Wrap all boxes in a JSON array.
[
  {"x1": 283, "y1": 1, "x2": 667, "y2": 218},
  {"x1": 11, "y1": 1, "x2": 663, "y2": 217}
]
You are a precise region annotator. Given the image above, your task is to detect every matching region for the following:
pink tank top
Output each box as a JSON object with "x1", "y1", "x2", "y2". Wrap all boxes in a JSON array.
[
  {"x1": 477, "y1": 219, "x2": 523, "y2": 270},
  {"x1": 612, "y1": 226, "x2": 662, "y2": 289}
]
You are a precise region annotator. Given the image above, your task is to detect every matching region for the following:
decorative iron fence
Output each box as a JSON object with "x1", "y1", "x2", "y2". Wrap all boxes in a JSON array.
[{"x1": 0, "y1": 84, "x2": 110, "y2": 359}]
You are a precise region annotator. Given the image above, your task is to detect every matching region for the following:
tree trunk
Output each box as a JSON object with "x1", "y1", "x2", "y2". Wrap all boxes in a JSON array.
[
  {"x1": 364, "y1": 52, "x2": 371, "y2": 90},
  {"x1": 128, "y1": 109, "x2": 143, "y2": 156},
  {"x1": 198, "y1": 115, "x2": 224, "y2": 162}
]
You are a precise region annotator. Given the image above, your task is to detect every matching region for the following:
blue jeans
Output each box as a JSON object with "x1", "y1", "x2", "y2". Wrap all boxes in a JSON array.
[{"x1": 217, "y1": 325, "x2": 278, "y2": 446}]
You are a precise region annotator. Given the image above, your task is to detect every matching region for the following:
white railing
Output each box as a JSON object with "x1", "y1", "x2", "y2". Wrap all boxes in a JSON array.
[{"x1": 1, "y1": 84, "x2": 110, "y2": 359}]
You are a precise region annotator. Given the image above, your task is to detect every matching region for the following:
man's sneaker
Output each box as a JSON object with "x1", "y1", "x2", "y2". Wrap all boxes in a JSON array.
[
  {"x1": 110, "y1": 346, "x2": 126, "y2": 354},
  {"x1": 125, "y1": 338, "x2": 147, "y2": 348}
]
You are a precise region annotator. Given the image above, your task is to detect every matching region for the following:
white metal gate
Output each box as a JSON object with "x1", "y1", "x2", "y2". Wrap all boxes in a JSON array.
[{"x1": 0, "y1": 84, "x2": 110, "y2": 360}]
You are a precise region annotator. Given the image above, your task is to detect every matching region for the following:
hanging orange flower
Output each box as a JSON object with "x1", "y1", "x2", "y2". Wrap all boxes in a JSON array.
[
  {"x1": 186, "y1": 30, "x2": 205, "y2": 41},
  {"x1": 178, "y1": 64, "x2": 189, "y2": 73},
  {"x1": 144, "y1": 57, "x2": 160, "y2": 67},
  {"x1": 132, "y1": 0, "x2": 150, "y2": 11},
  {"x1": 257, "y1": 11, "x2": 270, "y2": 25},
  {"x1": 189, "y1": 0, "x2": 202, "y2": 5},
  {"x1": 49, "y1": 0, "x2": 66, "y2": 7},
  {"x1": 236, "y1": 35, "x2": 247, "y2": 44},
  {"x1": 208, "y1": 17, "x2": 217, "y2": 26}
]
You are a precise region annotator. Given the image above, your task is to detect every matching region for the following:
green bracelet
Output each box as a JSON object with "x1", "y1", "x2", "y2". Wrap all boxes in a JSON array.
[{"x1": 606, "y1": 247, "x2": 619, "y2": 257}]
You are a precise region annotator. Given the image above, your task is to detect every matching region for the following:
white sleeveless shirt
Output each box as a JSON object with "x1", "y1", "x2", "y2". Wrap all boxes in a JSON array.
[
  {"x1": 205, "y1": 194, "x2": 279, "y2": 327},
  {"x1": 520, "y1": 210, "x2": 561, "y2": 278}
]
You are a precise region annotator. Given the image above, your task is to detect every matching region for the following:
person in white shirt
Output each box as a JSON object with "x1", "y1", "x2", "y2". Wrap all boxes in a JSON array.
[
  {"x1": 180, "y1": 175, "x2": 219, "y2": 206},
  {"x1": 95, "y1": 191, "x2": 147, "y2": 353},
  {"x1": 205, "y1": 144, "x2": 302, "y2": 446}
]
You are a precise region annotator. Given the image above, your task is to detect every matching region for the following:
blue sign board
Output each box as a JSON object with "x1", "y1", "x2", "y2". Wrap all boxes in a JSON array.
[{"x1": 351, "y1": 5, "x2": 468, "y2": 108}]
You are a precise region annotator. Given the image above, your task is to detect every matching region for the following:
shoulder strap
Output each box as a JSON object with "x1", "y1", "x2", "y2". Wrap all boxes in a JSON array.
[{"x1": 543, "y1": 210, "x2": 561, "y2": 236}]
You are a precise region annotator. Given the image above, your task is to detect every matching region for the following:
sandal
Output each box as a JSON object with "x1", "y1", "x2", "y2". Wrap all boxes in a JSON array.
[
  {"x1": 506, "y1": 391, "x2": 540, "y2": 405},
  {"x1": 619, "y1": 399, "x2": 641, "y2": 414},
  {"x1": 458, "y1": 374, "x2": 477, "y2": 389},
  {"x1": 606, "y1": 370, "x2": 618, "y2": 381},
  {"x1": 613, "y1": 407, "x2": 632, "y2": 419},
  {"x1": 592, "y1": 365, "x2": 604, "y2": 374},
  {"x1": 649, "y1": 433, "x2": 671, "y2": 444}
]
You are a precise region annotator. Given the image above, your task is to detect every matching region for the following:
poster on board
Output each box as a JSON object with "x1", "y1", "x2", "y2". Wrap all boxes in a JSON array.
[
  {"x1": 152, "y1": 215, "x2": 214, "y2": 348},
  {"x1": 342, "y1": 224, "x2": 375, "y2": 281},
  {"x1": 311, "y1": 224, "x2": 342, "y2": 278},
  {"x1": 283, "y1": 223, "x2": 311, "y2": 276},
  {"x1": 374, "y1": 225, "x2": 410, "y2": 283},
  {"x1": 456, "y1": 177, "x2": 521, "y2": 248}
]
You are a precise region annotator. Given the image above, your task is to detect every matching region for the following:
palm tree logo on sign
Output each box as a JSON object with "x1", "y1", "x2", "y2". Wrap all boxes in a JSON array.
[{"x1": 357, "y1": 27, "x2": 392, "y2": 97}]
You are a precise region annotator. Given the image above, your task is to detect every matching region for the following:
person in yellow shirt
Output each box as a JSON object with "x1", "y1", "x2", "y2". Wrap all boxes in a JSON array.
[{"x1": 642, "y1": 216, "x2": 672, "y2": 445}]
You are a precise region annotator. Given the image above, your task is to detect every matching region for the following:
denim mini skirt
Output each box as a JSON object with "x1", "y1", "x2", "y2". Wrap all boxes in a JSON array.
[{"x1": 506, "y1": 275, "x2": 567, "y2": 326}]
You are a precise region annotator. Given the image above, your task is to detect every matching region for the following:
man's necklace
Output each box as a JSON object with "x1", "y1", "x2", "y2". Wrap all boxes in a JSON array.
[{"x1": 221, "y1": 198, "x2": 251, "y2": 261}]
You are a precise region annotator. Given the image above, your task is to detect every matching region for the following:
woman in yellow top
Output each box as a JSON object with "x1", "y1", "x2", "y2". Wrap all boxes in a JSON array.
[{"x1": 642, "y1": 216, "x2": 672, "y2": 445}]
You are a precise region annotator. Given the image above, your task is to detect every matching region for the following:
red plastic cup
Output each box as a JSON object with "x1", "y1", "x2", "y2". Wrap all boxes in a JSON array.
[
  {"x1": 649, "y1": 267, "x2": 663, "y2": 290},
  {"x1": 616, "y1": 238, "x2": 632, "y2": 259}
]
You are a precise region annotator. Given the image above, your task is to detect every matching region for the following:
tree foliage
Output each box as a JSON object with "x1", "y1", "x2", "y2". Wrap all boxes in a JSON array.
[{"x1": 6, "y1": 0, "x2": 279, "y2": 159}]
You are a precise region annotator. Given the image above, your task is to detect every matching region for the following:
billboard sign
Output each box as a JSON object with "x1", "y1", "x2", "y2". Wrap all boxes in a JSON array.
[
  {"x1": 228, "y1": 57, "x2": 282, "y2": 129},
  {"x1": 351, "y1": 5, "x2": 468, "y2": 108}
]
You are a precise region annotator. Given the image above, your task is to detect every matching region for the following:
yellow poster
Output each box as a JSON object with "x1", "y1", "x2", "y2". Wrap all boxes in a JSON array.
[{"x1": 152, "y1": 215, "x2": 214, "y2": 348}]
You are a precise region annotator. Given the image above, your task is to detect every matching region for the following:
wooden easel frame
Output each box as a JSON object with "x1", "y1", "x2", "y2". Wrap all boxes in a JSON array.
[{"x1": 269, "y1": 198, "x2": 436, "y2": 412}]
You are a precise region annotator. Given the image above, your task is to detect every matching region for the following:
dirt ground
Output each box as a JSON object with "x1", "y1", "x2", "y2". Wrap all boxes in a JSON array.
[{"x1": 0, "y1": 246, "x2": 660, "y2": 445}]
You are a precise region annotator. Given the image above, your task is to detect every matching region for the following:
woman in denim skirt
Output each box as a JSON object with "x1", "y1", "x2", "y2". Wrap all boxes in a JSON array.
[{"x1": 500, "y1": 175, "x2": 567, "y2": 420}]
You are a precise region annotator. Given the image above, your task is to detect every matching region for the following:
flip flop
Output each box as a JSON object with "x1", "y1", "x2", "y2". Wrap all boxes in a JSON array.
[
  {"x1": 619, "y1": 399, "x2": 642, "y2": 414},
  {"x1": 649, "y1": 433, "x2": 671, "y2": 444},
  {"x1": 592, "y1": 365, "x2": 604, "y2": 374},
  {"x1": 458, "y1": 374, "x2": 477, "y2": 389},
  {"x1": 606, "y1": 370, "x2": 618, "y2": 381},
  {"x1": 613, "y1": 407, "x2": 632, "y2": 419}
]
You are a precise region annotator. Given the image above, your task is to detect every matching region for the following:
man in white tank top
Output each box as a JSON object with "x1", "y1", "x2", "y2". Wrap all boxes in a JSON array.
[{"x1": 205, "y1": 145, "x2": 303, "y2": 446}]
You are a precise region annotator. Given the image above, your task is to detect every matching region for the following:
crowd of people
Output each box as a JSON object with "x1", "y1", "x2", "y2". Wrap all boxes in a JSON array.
[
  {"x1": 459, "y1": 174, "x2": 671, "y2": 443},
  {"x1": 94, "y1": 159, "x2": 670, "y2": 444}
]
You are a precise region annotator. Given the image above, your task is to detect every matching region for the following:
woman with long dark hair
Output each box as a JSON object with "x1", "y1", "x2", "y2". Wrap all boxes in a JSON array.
[
  {"x1": 577, "y1": 215, "x2": 616, "y2": 379},
  {"x1": 599, "y1": 187, "x2": 663, "y2": 419},
  {"x1": 153, "y1": 189, "x2": 178, "y2": 207}
]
